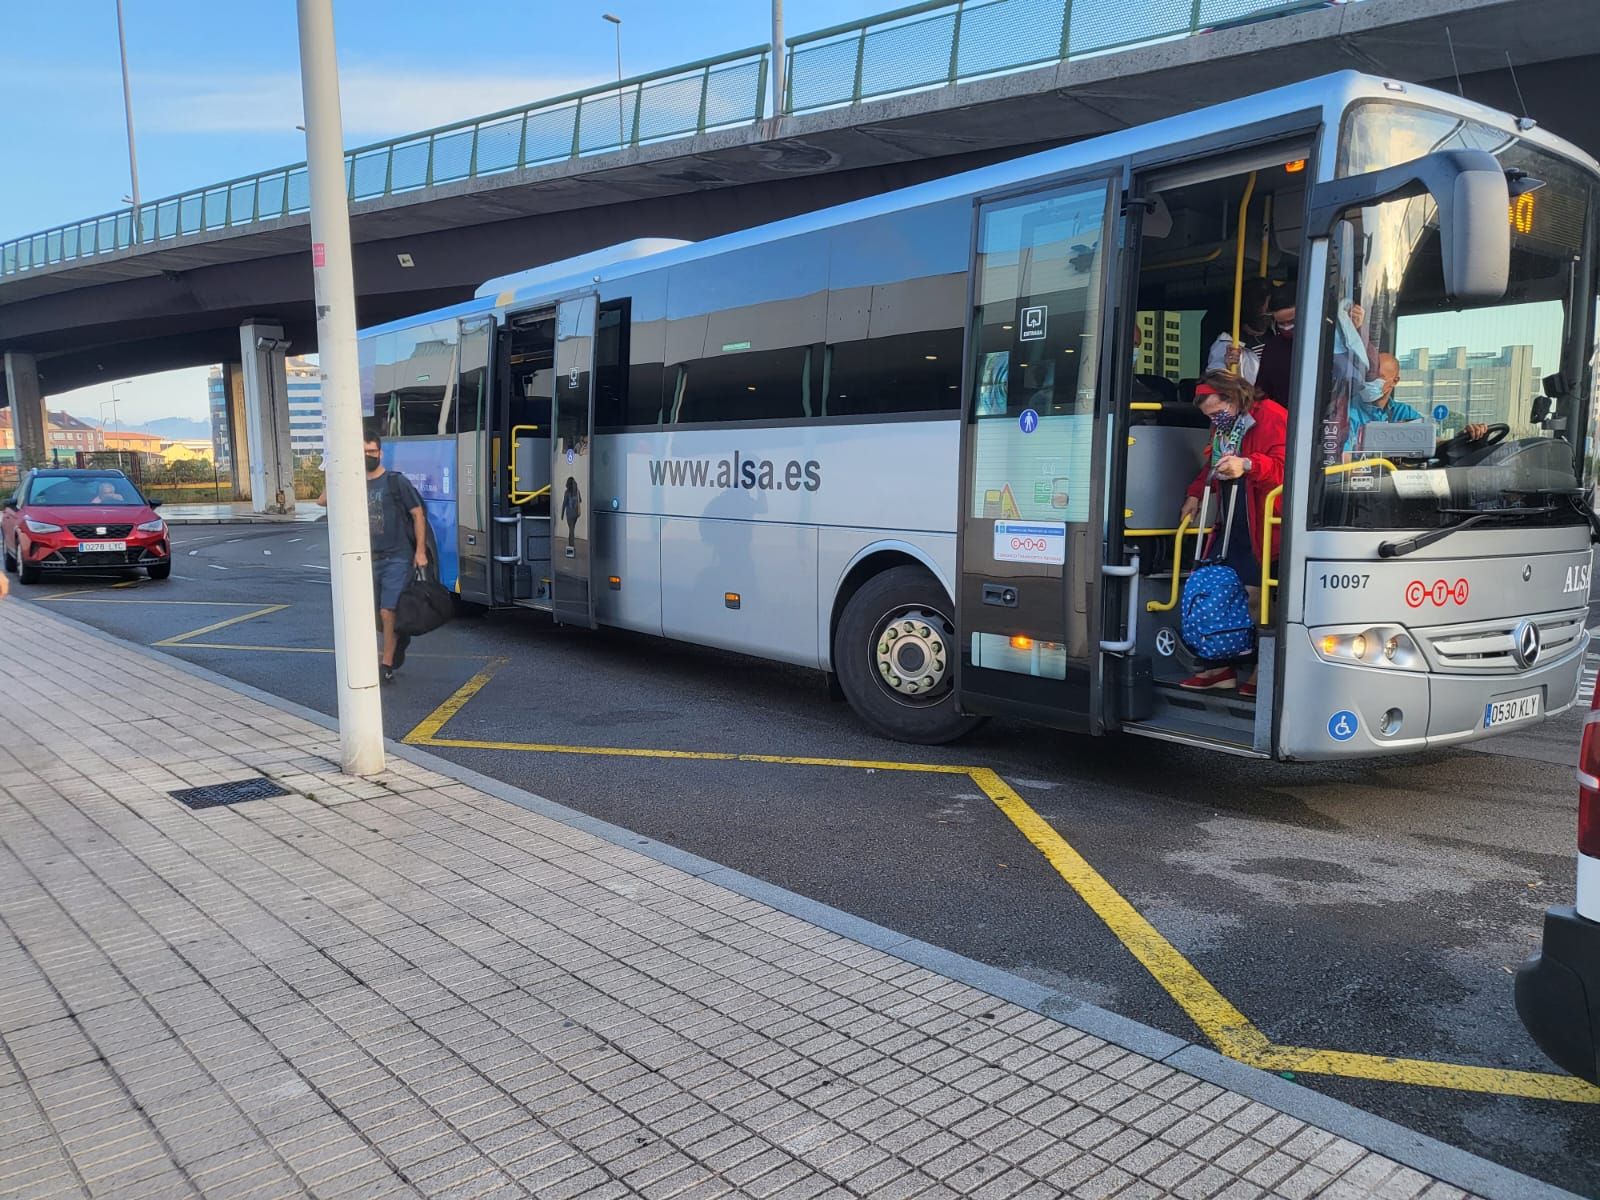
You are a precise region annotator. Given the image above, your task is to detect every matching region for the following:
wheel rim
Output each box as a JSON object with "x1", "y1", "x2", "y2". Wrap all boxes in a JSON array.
[{"x1": 870, "y1": 604, "x2": 954, "y2": 708}]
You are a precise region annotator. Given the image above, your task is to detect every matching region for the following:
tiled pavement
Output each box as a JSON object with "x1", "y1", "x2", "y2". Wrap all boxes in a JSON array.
[{"x1": 0, "y1": 599, "x2": 1484, "y2": 1200}]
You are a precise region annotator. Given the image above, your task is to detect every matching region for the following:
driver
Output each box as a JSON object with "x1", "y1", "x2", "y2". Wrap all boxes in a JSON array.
[
  {"x1": 89, "y1": 480, "x2": 126, "y2": 504},
  {"x1": 1345, "y1": 353, "x2": 1489, "y2": 454}
]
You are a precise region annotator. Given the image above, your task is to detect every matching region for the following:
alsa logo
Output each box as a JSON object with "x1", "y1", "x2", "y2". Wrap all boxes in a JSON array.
[{"x1": 1564, "y1": 563, "x2": 1592, "y2": 594}]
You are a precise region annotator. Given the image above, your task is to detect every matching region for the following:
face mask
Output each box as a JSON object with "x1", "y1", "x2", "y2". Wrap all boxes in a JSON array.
[
  {"x1": 1361, "y1": 378, "x2": 1388, "y2": 405},
  {"x1": 1132, "y1": 348, "x2": 1142, "y2": 370},
  {"x1": 1276, "y1": 321, "x2": 1295, "y2": 338},
  {"x1": 1210, "y1": 409, "x2": 1239, "y2": 435},
  {"x1": 364, "y1": 454, "x2": 381, "y2": 472}
]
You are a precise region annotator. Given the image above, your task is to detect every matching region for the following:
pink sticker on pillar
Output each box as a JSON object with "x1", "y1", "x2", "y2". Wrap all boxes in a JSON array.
[{"x1": 312, "y1": 242, "x2": 326, "y2": 268}]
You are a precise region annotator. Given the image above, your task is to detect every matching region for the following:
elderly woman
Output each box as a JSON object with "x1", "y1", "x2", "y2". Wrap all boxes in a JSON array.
[{"x1": 1176, "y1": 369, "x2": 1287, "y2": 698}]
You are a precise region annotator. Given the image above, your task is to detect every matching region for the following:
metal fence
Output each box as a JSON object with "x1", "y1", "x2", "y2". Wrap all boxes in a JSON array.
[{"x1": 0, "y1": 0, "x2": 1347, "y2": 280}]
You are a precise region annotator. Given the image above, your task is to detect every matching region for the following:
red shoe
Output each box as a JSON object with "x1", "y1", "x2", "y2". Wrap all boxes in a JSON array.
[
  {"x1": 1237, "y1": 678, "x2": 1257, "y2": 699},
  {"x1": 1179, "y1": 667, "x2": 1237, "y2": 691}
]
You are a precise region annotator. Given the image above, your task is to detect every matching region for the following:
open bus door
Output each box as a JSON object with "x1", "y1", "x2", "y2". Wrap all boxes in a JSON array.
[
  {"x1": 955, "y1": 170, "x2": 1139, "y2": 732},
  {"x1": 551, "y1": 294, "x2": 597, "y2": 628},
  {"x1": 454, "y1": 315, "x2": 496, "y2": 607}
]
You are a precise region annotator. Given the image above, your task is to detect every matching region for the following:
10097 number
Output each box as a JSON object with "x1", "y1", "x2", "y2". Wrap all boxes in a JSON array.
[{"x1": 1319, "y1": 573, "x2": 1370, "y2": 590}]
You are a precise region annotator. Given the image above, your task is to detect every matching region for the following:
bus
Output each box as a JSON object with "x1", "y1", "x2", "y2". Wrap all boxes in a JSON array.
[{"x1": 358, "y1": 70, "x2": 1600, "y2": 761}]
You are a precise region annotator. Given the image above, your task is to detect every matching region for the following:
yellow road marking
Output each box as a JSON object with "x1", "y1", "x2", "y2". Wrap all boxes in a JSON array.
[
  {"x1": 967, "y1": 770, "x2": 1600, "y2": 1103},
  {"x1": 153, "y1": 605, "x2": 289, "y2": 646},
  {"x1": 1251, "y1": 1044, "x2": 1600, "y2": 1103},
  {"x1": 403, "y1": 659, "x2": 504, "y2": 742},
  {"x1": 968, "y1": 768, "x2": 1268, "y2": 1058},
  {"x1": 385, "y1": 658, "x2": 1600, "y2": 1104}
]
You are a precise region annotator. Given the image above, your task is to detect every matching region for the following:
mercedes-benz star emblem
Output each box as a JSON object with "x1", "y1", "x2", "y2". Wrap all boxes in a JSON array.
[{"x1": 1512, "y1": 619, "x2": 1542, "y2": 669}]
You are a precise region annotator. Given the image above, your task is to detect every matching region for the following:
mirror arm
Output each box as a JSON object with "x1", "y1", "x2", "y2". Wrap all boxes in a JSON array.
[{"x1": 1305, "y1": 149, "x2": 1505, "y2": 237}]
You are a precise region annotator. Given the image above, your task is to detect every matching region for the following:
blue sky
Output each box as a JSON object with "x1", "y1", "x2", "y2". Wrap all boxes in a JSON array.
[{"x1": 6, "y1": 0, "x2": 868, "y2": 422}]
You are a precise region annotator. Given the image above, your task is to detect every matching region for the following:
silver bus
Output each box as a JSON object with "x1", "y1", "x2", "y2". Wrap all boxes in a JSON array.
[{"x1": 360, "y1": 70, "x2": 1599, "y2": 760}]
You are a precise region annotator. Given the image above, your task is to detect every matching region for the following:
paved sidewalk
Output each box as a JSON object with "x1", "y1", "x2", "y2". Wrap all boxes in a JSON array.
[{"x1": 0, "y1": 599, "x2": 1497, "y2": 1200}]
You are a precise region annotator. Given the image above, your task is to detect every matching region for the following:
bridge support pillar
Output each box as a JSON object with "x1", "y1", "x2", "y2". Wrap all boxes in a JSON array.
[
  {"x1": 4, "y1": 353, "x2": 48, "y2": 471},
  {"x1": 238, "y1": 321, "x2": 296, "y2": 514}
]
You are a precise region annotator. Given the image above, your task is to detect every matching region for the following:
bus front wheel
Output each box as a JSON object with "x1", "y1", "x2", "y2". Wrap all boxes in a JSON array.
[{"x1": 834, "y1": 566, "x2": 982, "y2": 745}]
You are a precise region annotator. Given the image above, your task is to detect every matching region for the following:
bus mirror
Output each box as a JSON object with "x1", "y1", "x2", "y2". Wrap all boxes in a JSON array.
[
  {"x1": 1530, "y1": 395, "x2": 1554, "y2": 425},
  {"x1": 1307, "y1": 148, "x2": 1510, "y2": 303}
]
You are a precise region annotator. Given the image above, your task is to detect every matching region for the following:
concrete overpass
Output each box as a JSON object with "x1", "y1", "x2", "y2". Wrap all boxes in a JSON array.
[{"x1": 2, "y1": 0, "x2": 1596, "y2": 498}]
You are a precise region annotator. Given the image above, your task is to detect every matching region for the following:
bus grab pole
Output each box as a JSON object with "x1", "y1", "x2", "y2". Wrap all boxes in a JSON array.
[
  {"x1": 297, "y1": 0, "x2": 385, "y2": 775},
  {"x1": 1229, "y1": 171, "x2": 1257, "y2": 373}
]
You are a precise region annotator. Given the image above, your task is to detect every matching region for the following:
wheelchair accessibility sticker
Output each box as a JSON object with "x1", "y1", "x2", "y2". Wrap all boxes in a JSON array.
[{"x1": 1328, "y1": 710, "x2": 1359, "y2": 742}]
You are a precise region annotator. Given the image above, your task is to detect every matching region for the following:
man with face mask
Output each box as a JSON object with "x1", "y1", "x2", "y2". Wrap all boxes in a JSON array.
[
  {"x1": 1205, "y1": 277, "x2": 1273, "y2": 385},
  {"x1": 1252, "y1": 284, "x2": 1299, "y2": 405},
  {"x1": 1345, "y1": 352, "x2": 1490, "y2": 454},
  {"x1": 363, "y1": 430, "x2": 428, "y2": 683}
]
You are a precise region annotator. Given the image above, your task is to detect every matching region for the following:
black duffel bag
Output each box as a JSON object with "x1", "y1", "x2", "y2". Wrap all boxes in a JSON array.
[{"x1": 394, "y1": 566, "x2": 453, "y2": 637}]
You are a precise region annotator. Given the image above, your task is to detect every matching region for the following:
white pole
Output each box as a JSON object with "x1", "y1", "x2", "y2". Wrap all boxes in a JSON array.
[
  {"x1": 115, "y1": 0, "x2": 142, "y2": 243},
  {"x1": 296, "y1": 0, "x2": 385, "y2": 776},
  {"x1": 770, "y1": 0, "x2": 785, "y2": 121}
]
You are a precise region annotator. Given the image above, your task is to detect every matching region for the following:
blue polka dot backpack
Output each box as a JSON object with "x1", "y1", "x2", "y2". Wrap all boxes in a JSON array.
[{"x1": 1179, "y1": 477, "x2": 1256, "y2": 664}]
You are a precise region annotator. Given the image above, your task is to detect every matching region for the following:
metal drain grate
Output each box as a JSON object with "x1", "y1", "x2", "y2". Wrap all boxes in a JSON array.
[{"x1": 169, "y1": 777, "x2": 289, "y2": 810}]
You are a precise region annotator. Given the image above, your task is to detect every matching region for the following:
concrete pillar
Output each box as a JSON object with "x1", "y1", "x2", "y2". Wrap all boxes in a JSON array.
[
  {"x1": 238, "y1": 321, "x2": 296, "y2": 514},
  {"x1": 225, "y1": 363, "x2": 250, "y2": 500},
  {"x1": 4, "y1": 353, "x2": 48, "y2": 471}
]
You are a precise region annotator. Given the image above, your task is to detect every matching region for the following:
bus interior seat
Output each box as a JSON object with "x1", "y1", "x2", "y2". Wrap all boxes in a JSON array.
[{"x1": 1133, "y1": 373, "x2": 1178, "y2": 408}]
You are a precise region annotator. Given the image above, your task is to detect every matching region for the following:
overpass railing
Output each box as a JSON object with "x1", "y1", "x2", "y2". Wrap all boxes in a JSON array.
[{"x1": 0, "y1": 0, "x2": 1344, "y2": 279}]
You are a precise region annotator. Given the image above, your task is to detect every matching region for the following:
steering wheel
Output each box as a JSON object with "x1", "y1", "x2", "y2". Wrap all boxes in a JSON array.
[{"x1": 1438, "y1": 422, "x2": 1510, "y2": 466}]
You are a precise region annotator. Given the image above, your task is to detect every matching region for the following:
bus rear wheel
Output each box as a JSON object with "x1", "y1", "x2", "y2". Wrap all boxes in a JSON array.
[{"x1": 834, "y1": 566, "x2": 982, "y2": 744}]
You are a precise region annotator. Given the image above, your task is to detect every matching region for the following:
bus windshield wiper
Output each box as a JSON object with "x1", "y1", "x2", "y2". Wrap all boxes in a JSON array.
[{"x1": 1378, "y1": 506, "x2": 1559, "y2": 559}]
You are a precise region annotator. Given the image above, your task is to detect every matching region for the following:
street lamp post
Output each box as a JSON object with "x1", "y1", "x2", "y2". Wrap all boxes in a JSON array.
[
  {"x1": 114, "y1": 0, "x2": 142, "y2": 243},
  {"x1": 602, "y1": 13, "x2": 625, "y2": 150},
  {"x1": 296, "y1": 0, "x2": 386, "y2": 776},
  {"x1": 770, "y1": 0, "x2": 785, "y2": 120},
  {"x1": 110, "y1": 380, "x2": 129, "y2": 436}
]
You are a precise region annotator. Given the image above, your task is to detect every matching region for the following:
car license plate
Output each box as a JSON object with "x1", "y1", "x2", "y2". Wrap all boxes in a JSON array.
[
  {"x1": 1484, "y1": 691, "x2": 1540, "y2": 728},
  {"x1": 78, "y1": 540, "x2": 126, "y2": 553}
]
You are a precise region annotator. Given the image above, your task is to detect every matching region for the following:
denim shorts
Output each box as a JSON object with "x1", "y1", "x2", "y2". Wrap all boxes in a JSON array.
[{"x1": 372, "y1": 555, "x2": 412, "y2": 612}]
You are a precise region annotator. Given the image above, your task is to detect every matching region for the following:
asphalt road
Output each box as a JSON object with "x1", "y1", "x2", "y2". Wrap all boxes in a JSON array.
[{"x1": 11, "y1": 522, "x2": 1600, "y2": 1197}]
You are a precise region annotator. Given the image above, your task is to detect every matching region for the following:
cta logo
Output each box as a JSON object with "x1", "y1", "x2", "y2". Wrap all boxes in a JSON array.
[{"x1": 1405, "y1": 578, "x2": 1469, "y2": 608}]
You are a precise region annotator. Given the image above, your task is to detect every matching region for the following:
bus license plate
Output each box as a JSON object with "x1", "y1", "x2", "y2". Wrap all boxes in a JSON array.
[
  {"x1": 78, "y1": 540, "x2": 126, "y2": 553},
  {"x1": 1484, "y1": 692, "x2": 1540, "y2": 728}
]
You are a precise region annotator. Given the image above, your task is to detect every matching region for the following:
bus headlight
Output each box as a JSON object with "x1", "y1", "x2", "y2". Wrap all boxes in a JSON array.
[{"x1": 1312, "y1": 625, "x2": 1423, "y2": 670}]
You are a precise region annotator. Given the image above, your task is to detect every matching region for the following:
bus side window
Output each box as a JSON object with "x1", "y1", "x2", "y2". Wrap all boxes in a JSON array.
[{"x1": 825, "y1": 201, "x2": 968, "y2": 417}]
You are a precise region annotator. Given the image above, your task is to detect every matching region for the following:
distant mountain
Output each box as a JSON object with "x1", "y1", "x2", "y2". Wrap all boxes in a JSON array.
[{"x1": 76, "y1": 415, "x2": 212, "y2": 440}]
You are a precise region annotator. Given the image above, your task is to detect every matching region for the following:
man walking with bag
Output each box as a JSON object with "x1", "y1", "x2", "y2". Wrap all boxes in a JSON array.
[{"x1": 363, "y1": 431, "x2": 427, "y2": 684}]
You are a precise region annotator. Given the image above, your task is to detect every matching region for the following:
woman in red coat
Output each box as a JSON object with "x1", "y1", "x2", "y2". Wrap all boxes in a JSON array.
[{"x1": 1176, "y1": 370, "x2": 1287, "y2": 698}]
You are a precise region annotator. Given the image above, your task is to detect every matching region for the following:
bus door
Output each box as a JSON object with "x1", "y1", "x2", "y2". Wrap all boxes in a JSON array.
[
  {"x1": 551, "y1": 294, "x2": 597, "y2": 628},
  {"x1": 454, "y1": 315, "x2": 496, "y2": 606},
  {"x1": 955, "y1": 172, "x2": 1129, "y2": 731}
]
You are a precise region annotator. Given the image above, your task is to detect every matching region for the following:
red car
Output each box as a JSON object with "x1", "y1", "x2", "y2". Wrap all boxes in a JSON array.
[{"x1": 1, "y1": 468, "x2": 171, "y2": 583}]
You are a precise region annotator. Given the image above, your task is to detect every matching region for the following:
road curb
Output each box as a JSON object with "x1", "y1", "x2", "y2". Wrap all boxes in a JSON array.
[{"x1": 27, "y1": 601, "x2": 1585, "y2": 1200}]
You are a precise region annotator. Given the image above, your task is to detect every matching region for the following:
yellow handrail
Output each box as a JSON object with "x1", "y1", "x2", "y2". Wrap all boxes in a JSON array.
[
  {"x1": 1260, "y1": 484, "x2": 1284, "y2": 625},
  {"x1": 1324, "y1": 457, "x2": 1397, "y2": 477},
  {"x1": 508, "y1": 423, "x2": 546, "y2": 505},
  {"x1": 1146, "y1": 514, "x2": 1194, "y2": 613},
  {"x1": 1129, "y1": 401, "x2": 1162, "y2": 412},
  {"x1": 1229, "y1": 171, "x2": 1257, "y2": 374}
]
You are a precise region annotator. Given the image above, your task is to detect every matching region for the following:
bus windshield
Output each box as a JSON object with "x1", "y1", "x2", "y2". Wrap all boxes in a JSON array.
[{"x1": 1311, "y1": 101, "x2": 1599, "y2": 532}]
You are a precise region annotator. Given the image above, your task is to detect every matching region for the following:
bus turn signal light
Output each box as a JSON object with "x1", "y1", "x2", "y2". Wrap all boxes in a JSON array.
[
  {"x1": 1010, "y1": 635, "x2": 1034, "y2": 650},
  {"x1": 1285, "y1": 158, "x2": 1306, "y2": 173},
  {"x1": 1578, "y1": 677, "x2": 1600, "y2": 857},
  {"x1": 725, "y1": 593, "x2": 741, "y2": 610},
  {"x1": 608, "y1": 576, "x2": 621, "y2": 590}
]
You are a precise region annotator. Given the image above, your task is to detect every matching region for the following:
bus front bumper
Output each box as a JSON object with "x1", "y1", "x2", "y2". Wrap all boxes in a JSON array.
[
  {"x1": 1516, "y1": 903, "x2": 1600, "y2": 1086},
  {"x1": 1277, "y1": 625, "x2": 1586, "y2": 760}
]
